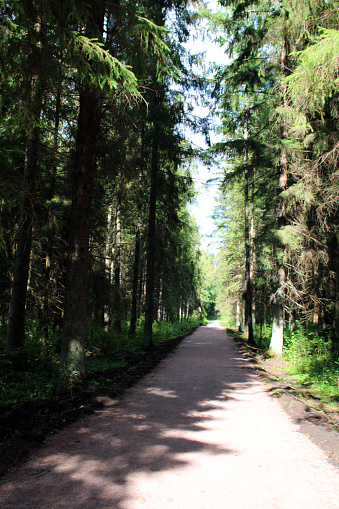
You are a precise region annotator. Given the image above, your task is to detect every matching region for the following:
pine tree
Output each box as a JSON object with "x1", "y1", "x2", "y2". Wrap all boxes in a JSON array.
[
  {"x1": 5, "y1": 1, "x2": 48, "y2": 369},
  {"x1": 211, "y1": 0, "x2": 277, "y2": 344}
]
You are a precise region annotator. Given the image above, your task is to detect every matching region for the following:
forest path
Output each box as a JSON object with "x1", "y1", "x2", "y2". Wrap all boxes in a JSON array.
[{"x1": 1, "y1": 323, "x2": 339, "y2": 508}]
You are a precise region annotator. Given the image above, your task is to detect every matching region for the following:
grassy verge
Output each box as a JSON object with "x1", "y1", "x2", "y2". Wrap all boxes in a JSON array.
[
  {"x1": 282, "y1": 325, "x2": 339, "y2": 402},
  {"x1": 224, "y1": 322, "x2": 339, "y2": 404}
]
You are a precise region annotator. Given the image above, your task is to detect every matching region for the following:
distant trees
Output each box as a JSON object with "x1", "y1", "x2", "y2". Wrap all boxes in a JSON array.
[{"x1": 199, "y1": 251, "x2": 218, "y2": 319}]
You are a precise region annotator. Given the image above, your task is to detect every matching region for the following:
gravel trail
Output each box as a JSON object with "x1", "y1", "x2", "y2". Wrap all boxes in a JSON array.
[{"x1": 1, "y1": 322, "x2": 339, "y2": 508}]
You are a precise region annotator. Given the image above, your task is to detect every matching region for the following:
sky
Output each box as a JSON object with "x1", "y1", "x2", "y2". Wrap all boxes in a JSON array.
[{"x1": 184, "y1": 1, "x2": 227, "y2": 255}]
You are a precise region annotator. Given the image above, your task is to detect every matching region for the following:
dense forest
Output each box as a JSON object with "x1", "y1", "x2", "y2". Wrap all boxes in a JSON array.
[
  {"x1": 0, "y1": 0, "x2": 339, "y2": 405},
  {"x1": 209, "y1": 0, "x2": 339, "y2": 394},
  {"x1": 0, "y1": 0, "x2": 207, "y2": 393}
]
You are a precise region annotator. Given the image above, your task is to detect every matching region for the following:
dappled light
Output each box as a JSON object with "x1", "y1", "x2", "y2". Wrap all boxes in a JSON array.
[
  {"x1": 0, "y1": 325, "x2": 254, "y2": 508},
  {"x1": 2, "y1": 324, "x2": 338, "y2": 509}
]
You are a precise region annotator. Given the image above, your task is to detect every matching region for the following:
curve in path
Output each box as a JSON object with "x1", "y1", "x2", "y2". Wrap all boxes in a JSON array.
[{"x1": 1, "y1": 322, "x2": 339, "y2": 508}]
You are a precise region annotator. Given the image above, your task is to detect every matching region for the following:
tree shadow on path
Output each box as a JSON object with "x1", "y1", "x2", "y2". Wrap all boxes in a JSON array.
[{"x1": 0, "y1": 323, "x2": 258, "y2": 509}]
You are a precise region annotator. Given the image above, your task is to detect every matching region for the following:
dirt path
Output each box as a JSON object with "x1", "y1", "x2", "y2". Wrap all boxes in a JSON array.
[{"x1": 1, "y1": 323, "x2": 339, "y2": 508}]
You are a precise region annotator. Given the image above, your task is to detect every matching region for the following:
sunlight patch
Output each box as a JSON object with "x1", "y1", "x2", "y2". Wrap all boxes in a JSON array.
[{"x1": 145, "y1": 387, "x2": 178, "y2": 398}]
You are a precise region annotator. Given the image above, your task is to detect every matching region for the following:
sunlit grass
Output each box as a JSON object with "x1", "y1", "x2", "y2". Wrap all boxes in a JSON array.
[{"x1": 227, "y1": 321, "x2": 339, "y2": 402}]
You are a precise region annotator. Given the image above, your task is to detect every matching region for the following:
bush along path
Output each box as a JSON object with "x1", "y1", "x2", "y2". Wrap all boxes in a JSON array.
[
  {"x1": 0, "y1": 323, "x2": 199, "y2": 478},
  {"x1": 1, "y1": 322, "x2": 339, "y2": 509}
]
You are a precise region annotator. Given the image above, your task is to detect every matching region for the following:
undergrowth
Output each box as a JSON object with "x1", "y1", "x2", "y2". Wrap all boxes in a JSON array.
[
  {"x1": 282, "y1": 324, "x2": 339, "y2": 401},
  {"x1": 0, "y1": 317, "x2": 202, "y2": 409},
  {"x1": 227, "y1": 322, "x2": 339, "y2": 402}
]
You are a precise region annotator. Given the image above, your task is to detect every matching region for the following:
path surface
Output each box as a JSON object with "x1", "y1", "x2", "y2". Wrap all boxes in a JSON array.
[{"x1": 1, "y1": 323, "x2": 339, "y2": 508}]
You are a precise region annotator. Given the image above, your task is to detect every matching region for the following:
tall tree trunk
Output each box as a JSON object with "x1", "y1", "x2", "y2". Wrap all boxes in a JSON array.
[
  {"x1": 113, "y1": 197, "x2": 122, "y2": 331},
  {"x1": 58, "y1": 85, "x2": 100, "y2": 388},
  {"x1": 6, "y1": 129, "x2": 40, "y2": 369},
  {"x1": 59, "y1": 2, "x2": 105, "y2": 389},
  {"x1": 104, "y1": 203, "x2": 113, "y2": 330},
  {"x1": 244, "y1": 158, "x2": 254, "y2": 345},
  {"x1": 143, "y1": 128, "x2": 159, "y2": 350},
  {"x1": 129, "y1": 176, "x2": 142, "y2": 335},
  {"x1": 42, "y1": 89, "x2": 61, "y2": 343},
  {"x1": 138, "y1": 259, "x2": 145, "y2": 316},
  {"x1": 270, "y1": 264, "x2": 285, "y2": 354},
  {"x1": 269, "y1": 16, "x2": 290, "y2": 355},
  {"x1": 130, "y1": 124, "x2": 145, "y2": 335},
  {"x1": 243, "y1": 115, "x2": 254, "y2": 345},
  {"x1": 236, "y1": 300, "x2": 241, "y2": 330},
  {"x1": 250, "y1": 172, "x2": 256, "y2": 329},
  {"x1": 269, "y1": 140, "x2": 288, "y2": 355},
  {"x1": 157, "y1": 278, "x2": 163, "y2": 321},
  {"x1": 6, "y1": 10, "x2": 44, "y2": 369}
]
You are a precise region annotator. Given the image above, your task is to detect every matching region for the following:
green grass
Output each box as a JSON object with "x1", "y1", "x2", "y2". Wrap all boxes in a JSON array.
[
  {"x1": 0, "y1": 317, "x2": 201, "y2": 408},
  {"x1": 282, "y1": 325, "x2": 339, "y2": 401},
  {"x1": 227, "y1": 321, "x2": 339, "y2": 402}
]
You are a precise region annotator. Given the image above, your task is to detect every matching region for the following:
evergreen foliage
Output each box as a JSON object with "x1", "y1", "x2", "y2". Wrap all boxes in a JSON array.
[
  {"x1": 1, "y1": 0, "x2": 338, "y2": 400},
  {"x1": 210, "y1": 0, "x2": 339, "y2": 377},
  {"x1": 0, "y1": 0, "x2": 204, "y2": 390}
]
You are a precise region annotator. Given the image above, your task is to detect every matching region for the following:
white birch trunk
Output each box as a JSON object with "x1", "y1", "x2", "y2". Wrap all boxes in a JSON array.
[{"x1": 103, "y1": 203, "x2": 113, "y2": 329}]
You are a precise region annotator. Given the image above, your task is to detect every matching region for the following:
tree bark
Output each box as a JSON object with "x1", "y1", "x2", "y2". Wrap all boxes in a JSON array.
[
  {"x1": 269, "y1": 15, "x2": 290, "y2": 355},
  {"x1": 113, "y1": 197, "x2": 122, "y2": 331},
  {"x1": 269, "y1": 144, "x2": 288, "y2": 355},
  {"x1": 6, "y1": 130, "x2": 40, "y2": 369},
  {"x1": 235, "y1": 300, "x2": 241, "y2": 330},
  {"x1": 58, "y1": 85, "x2": 100, "y2": 388},
  {"x1": 58, "y1": 1, "x2": 105, "y2": 389},
  {"x1": 270, "y1": 294, "x2": 284, "y2": 354},
  {"x1": 6, "y1": 9, "x2": 44, "y2": 369},
  {"x1": 103, "y1": 203, "x2": 113, "y2": 330},
  {"x1": 42, "y1": 89, "x2": 61, "y2": 343},
  {"x1": 143, "y1": 128, "x2": 159, "y2": 350},
  {"x1": 157, "y1": 278, "x2": 163, "y2": 321},
  {"x1": 244, "y1": 156, "x2": 255, "y2": 345},
  {"x1": 250, "y1": 172, "x2": 256, "y2": 329},
  {"x1": 130, "y1": 175, "x2": 142, "y2": 335},
  {"x1": 243, "y1": 114, "x2": 254, "y2": 345}
]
